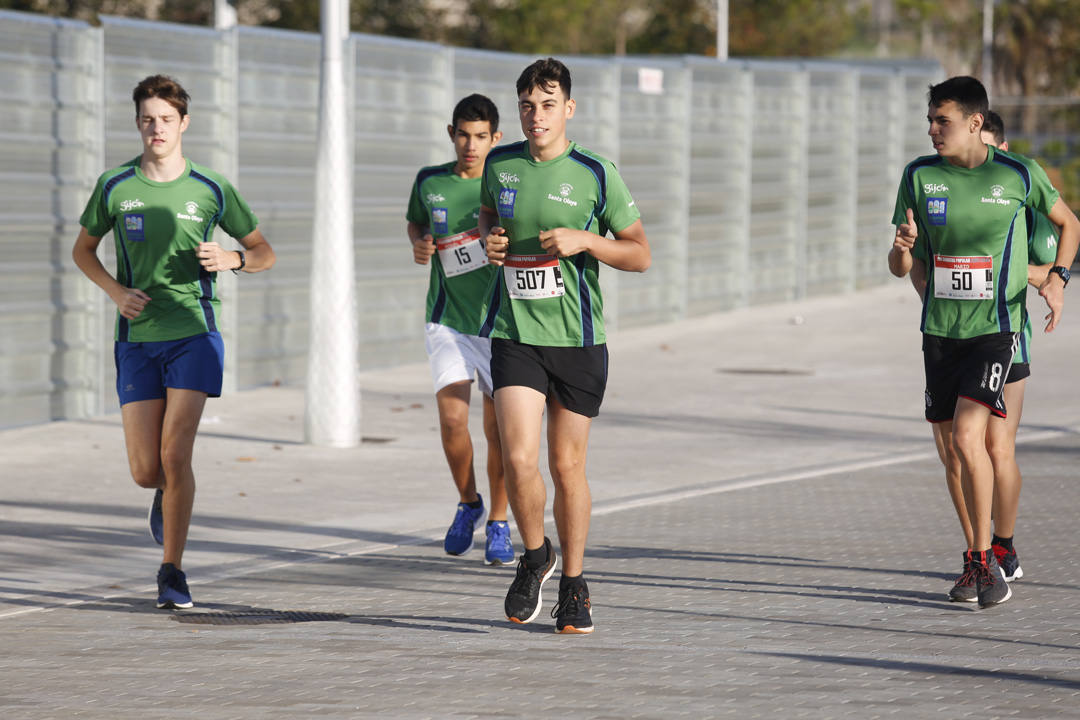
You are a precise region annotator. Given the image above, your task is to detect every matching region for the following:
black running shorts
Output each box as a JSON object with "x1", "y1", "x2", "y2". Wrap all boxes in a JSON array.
[
  {"x1": 1006, "y1": 361, "x2": 1030, "y2": 384},
  {"x1": 922, "y1": 332, "x2": 1018, "y2": 422},
  {"x1": 490, "y1": 338, "x2": 608, "y2": 418}
]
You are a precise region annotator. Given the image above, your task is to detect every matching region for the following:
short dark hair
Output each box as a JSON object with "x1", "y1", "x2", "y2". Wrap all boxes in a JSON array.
[
  {"x1": 516, "y1": 57, "x2": 571, "y2": 99},
  {"x1": 982, "y1": 109, "x2": 1006, "y2": 146},
  {"x1": 133, "y1": 75, "x2": 190, "y2": 118},
  {"x1": 452, "y1": 93, "x2": 499, "y2": 133},
  {"x1": 927, "y1": 76, "x2": 988, "y2": 119}
]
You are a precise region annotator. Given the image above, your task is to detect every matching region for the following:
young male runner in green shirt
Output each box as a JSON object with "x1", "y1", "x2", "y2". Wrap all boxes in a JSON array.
[
  {"x1": 406, "y1": 94, "x2": 514, "y2": 565},
  {"x1": 911, "y1": 109, "x2": 1063, "y2": 601},
  {"x1": 888, "y1": 77, "x2": 1080, "y2": 608},
  {"x1": 72, "y1": 75, "x2": 275, "y2": 609},
  {"x1": 480, "y1": 58, "x2": 651, "y2": 633}
]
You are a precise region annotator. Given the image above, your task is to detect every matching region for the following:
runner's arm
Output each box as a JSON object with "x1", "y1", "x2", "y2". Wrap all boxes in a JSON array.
[
  {"x1": 1038, "y1": 198, "x2": 1080, "y2": 331},
  {"x1": 480, "y1": 206, "x2": 508, "y2": 266},
  {"x1": 538, "y1": 220, "x2": 650, "y2": 273},
  {"x1": 72, "y1": 226, "x2": 150, "y2": 319},
  {"x1": 236, "y1": 228, "x2": 275, "y2": 272},
  {"x1": 889, "y1": 208, "x2": 917, "y2": 278}
]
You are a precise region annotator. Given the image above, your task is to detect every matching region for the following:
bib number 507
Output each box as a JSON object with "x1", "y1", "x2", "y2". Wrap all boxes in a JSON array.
[{"x1": 514, "y1": 267, "x2": 563, "y2": 291}]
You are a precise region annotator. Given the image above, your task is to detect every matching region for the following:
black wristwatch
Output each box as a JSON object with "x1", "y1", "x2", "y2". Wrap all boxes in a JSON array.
[
  {"x1": 1050, "y1": 265, "x2": 1070, "y2": 287},
  {"x1": 231, "y1": 250, "x2": 246, "y2": 275}
]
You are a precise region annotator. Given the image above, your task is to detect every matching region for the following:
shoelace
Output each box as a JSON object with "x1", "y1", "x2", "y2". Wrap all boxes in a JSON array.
[
  {"x1": 551, "y1": 589, "x2": 586, "y2": 619},
  {"x1": 954, "y1": 565, "x2": 978, "y2": 587},
  {"x1": 489, "y1": 524, "x2": 511, "y2": 548},
  {"x1": 449, "y1": 505, "x2": 478, "y2": 536},
  {"x1": 972, "y1": 561, "x2": 996, "y2": 587},
  {"x1": 509, "y1": 559, "x2": 541, "y2": 596}
]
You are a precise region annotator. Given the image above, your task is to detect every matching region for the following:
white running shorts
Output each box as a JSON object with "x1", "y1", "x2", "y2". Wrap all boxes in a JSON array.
[{"x1": 424, "y1": 322, "x2": 494, "y2": 396}]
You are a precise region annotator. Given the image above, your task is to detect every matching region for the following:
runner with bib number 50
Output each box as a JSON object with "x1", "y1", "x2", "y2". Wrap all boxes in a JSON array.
[{"x1": 887, "y1": 76, "x2": 1080, "y2": 609}]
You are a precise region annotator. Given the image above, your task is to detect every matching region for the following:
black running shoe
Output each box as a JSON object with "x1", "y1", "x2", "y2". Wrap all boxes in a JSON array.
[
  {"x1": 504, "y1": 537, "x2": 556, "y2": 624},
  {"x1": 156, "y1": 563, "x2": 193, "y2": 609},
  {"x1": 948, "y1": 552, "x2": 978, "y2": 603},
  {"x1": 974, "y1": 550, "x2": 1012, "y2": 608},
  {"x1": 992, "y1": 542, "x2": 1023, "y2": 582},
  {"x1": 551, "y1": 576, "x2": 593, "y2": 634}
]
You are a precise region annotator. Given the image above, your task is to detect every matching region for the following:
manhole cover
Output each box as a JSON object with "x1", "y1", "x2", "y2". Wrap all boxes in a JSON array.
[
  {"x1": 172, "y1": 610, "x2": 349, "y2": 625},
  {"x1": 717, "y1": 367, "x2": 814, "y2": 376}
]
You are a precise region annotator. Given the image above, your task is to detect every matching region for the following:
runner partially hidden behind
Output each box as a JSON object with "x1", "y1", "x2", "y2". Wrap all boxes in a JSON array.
[
  {"x1": 73, "y1": 75, "x2": 276, "y2": 609},
  {"x1": 888, "y1": 77, "x2": 1079, "y2": 608},
  {"x1": 406, "y1": 94, "x2": 514, "y2": 565}
]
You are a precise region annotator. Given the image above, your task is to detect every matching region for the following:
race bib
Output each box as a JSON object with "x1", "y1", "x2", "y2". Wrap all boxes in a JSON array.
[
  {"x1": 437, "y1": 229, "x2": 488, "y2": 278},
  {"x1": 503, "y1": 254, "x2": 565, "y2": 300},
  {"x1": 933, "y1": 254, "x2": 993, "y2": 300}
]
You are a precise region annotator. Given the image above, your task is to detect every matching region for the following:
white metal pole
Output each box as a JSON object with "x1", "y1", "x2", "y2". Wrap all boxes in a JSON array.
[
  {"x1": 305, "y1": 0, "x2": 360, "y2": 447},
  {"x1": 214, "y1": 0, "x2": 237, "y2": 29},
  {"x1": 716, "y1": 0, "x2": 729, "y2": 60}
]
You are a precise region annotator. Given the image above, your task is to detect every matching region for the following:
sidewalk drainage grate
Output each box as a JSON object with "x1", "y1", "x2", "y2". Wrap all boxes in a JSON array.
[{"x1": 171, "y1": 610, "x2": 349, "y2": 625}]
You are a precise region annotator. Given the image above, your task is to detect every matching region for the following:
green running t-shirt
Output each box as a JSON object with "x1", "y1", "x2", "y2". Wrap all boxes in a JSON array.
[
  {"x1": 406, "y1": 162, "x2": 497, "y2": 335},
  {"x1": 80, "y1": 157, "x2": 259, "y2": 342},
  {"x1": 479, "y1": 141, "x2": 640, "y2": 347},
  {"x1": 893, "y1": 146, "x2": 1059, "y2": 339}
]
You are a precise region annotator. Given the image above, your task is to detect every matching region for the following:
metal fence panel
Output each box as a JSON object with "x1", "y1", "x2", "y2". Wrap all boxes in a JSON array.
[
  {"x1": 805, "y1": 66, "x2": 857, "y2": 297},
  {"x1": 353, "y1": 34, "x2": 453, "y2": 370},
  {"x1": 614, "y1": 59, "x2": 691, "y2": 327},
  {"x1": 0, "y1": 11, "x2": 102, "y2": 427},
  {"x1": 685, "y1": 58, "x2": 753, "y2": 315},
  {"x1": 748, "y1": 63, "x2": 809, "y2": 305}
]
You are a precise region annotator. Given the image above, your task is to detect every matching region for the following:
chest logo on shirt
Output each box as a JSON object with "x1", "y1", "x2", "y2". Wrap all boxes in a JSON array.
[
  {"x1": 119, "y1": 199, "x2": 145, "y2": 211},
  {"x1": 498, "y1": 188, "x2": 518, "y2": 218},
  {"x1": 426, "y1": 192, "x2": 446, "y2": 204},
  {"x1": 981, "y1": 184, "x2": 1009, "y2": 206},
  {"x1": 177, "y1": 200, "x2": 205, "y2": 222},
  {"x1": 124, "y1": 213, "x2": 145, "y2": 242},
  {"x1": 547, "y1": 183, "x2": 578, "y2": 207},
  {"x1": 924, "y1": 183, "x2": 949, "y2": 194},
  {"x1": 499, "y1": 171, "x2": 520, "y2": 184},
  {"x1": 432, "y1": 207, "x2": 449, "y2": 234},
  {"x1": 926, "y1": 197, "x2": 948, "y2": 226}
]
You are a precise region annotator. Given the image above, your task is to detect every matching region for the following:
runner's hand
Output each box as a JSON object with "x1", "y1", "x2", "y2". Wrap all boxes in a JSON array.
[
  {"x1": 412, "y1": 233, "x2": 435, "y2": 265},
  {"x1": 1039, "y1": 274, "x2": 1065, "y2": 332},
  {"x1": 197, "y1": 241, "x2": 241, "y2": 273},
  {"x1": 486, "y1": 226, "x2": 508, "y2": 266},
  {"x1": 893, "y1": 208, "x2": 917, "y2": 253},
  {"x1": 112, "y1": 288, "x2": 151, "y2": 319},
  {"x1": 539, "y1": 227, "x2": 591, "y2": 258}
]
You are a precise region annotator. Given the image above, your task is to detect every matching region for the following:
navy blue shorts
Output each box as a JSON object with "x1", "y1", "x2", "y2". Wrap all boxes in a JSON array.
[{"x1": 115, "y1": 332, "x2": 224, "y2": 406}]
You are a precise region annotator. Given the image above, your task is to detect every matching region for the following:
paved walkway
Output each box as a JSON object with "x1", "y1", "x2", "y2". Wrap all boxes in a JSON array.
[{"x1": 2, "y1": 283, "x2": 1079, "y2": 719}]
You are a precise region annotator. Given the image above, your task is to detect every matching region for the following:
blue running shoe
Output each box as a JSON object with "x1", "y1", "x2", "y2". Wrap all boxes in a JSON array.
[
  {"x1": 156, "y1": 563, "x2": 193, "y2": 609},
  {"x1": 484, "y1": 520, "x2": 515, "y2": 566},
  {"x1": 148, "y1": 488, "x2": 164, "y2": 546},
  {"x1": 444, "y1": 494, "x2": 486, "y2": 556}
]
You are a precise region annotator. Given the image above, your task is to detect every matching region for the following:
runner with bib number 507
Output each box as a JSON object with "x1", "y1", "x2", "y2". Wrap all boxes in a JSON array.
[
  {"x1": 887, "y1": 76, "x2": 1080, "y2": 609},
  {"x1": 406, "y1": 94, "x2": 515, "y2": 566},
  {"x1": 480, "y1": 58, "x2": 651, "y2": 634}
]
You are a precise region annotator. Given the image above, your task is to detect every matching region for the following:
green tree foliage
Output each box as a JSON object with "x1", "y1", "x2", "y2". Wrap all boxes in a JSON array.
[
  {"x1": 457, "y1": 0, "x2": 625, "y2": 55},
  {"x1": 729, "y1": 0, "x2": 866, "y2": 57}
]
